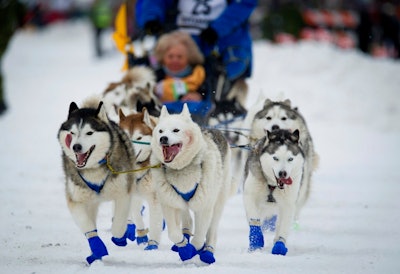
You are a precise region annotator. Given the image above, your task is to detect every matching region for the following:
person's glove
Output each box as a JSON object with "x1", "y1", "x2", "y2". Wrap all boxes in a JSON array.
[
  {"x1": 144, "y1": 20, "x2": 163, "y2": 35},
  {"x1": 200, "y1": 27, "x2": 218, "y2": 45}
]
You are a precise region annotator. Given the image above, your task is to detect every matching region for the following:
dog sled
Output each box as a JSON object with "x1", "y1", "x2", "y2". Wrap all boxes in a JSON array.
[{"x1": 112, "y1": 3, "x2": 247, "y2": 128}]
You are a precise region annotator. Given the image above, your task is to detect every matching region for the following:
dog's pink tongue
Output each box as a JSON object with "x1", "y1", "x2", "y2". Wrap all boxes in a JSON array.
[
  {"x1": 279, "y1": 177, "x2": 293, "y2": 185},
  {"x1": 162, "y1": 144, "x2": 180, "y2": 163},
  {"x1": 76, "y1": 153, "x2": 86, "y2": 166}
]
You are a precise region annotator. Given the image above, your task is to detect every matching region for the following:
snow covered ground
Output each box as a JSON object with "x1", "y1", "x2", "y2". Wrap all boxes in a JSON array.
[{"x1": 1, "y1": 20, "x2": 400, "y2": 274}]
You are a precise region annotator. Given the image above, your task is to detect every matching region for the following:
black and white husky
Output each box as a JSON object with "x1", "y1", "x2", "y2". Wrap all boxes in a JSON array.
[
  {"x1": 150, "y1": 104, "x2": 235, "y2": 264},
  {"x1": 58, "y1": 99, "x2": 136, "y2": 264},
  {"x1": 243, "y1": 129, "x2": 305, "y2": 255},
  {"x1": 239, "y1": 98, "x2": 319, "y2": 217}
]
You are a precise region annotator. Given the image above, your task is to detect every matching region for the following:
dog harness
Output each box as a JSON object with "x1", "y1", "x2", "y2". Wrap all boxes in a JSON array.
[
  {"x1": 78, "y1": 171, "x2": 109, "y2": 194},
  {"x1": 171, "y1": 183, "x2": 199, "y2": 202},
  {"x1": 162, "y1": 164, "x2": 200, "y2": 202}
]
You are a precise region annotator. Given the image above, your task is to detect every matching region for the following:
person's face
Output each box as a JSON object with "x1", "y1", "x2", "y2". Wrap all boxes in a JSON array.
[{"x1": 162, "y1": 43, "x2": 189, "y2": 73}]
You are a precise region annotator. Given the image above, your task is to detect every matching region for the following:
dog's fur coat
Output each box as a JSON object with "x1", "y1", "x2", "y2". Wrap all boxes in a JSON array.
[
  {"x1": 58, "y1": 99, "x2": 136, "y2": 264},
  {"x1": 150, "y1": 104, "x2": 234, "y2": 264}
]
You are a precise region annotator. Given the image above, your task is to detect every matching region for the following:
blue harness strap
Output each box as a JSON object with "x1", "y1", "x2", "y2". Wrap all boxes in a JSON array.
[
  {"x1": 171, "y1": 183, "x2": 199, "y2": 202},
  {"x1": 78, "y1": 171, "x2": 109, "y2": 194}
]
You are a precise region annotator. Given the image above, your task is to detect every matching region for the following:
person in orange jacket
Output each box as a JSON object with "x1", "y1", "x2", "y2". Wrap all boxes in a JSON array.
[{"x1": 153, "y1": 30, "x2": 206, "y2": 103}]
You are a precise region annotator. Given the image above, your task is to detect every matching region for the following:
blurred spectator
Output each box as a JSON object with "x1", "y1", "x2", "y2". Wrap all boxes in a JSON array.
[
  {"x1": 0, "y1": 0, "x2": 27, "y2": 115},
  {"x1": 89, "y1": 0, "x2": 113, "y2": 58},
  {"x1": 153, "y1": 30, "x2": 206, "y2": 103},
  {"x1": 357, "y1": 1, "x2": 400, "y2": 58}
]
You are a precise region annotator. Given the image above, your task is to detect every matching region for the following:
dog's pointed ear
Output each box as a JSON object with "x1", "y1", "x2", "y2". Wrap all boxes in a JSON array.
[
  {"x1": 118, "y1": 108, "x2": 126, "y2": 121},
  {"x1": 68, "y1": 102, "x2": 79, "y2": 119},
  {"x1": 160, "y1": 105, "x2": 169, "y2": 118},
  {"x1": 181, "y1": 103, "x2": 192, "y2": 120},
  {"x1": 263, "y1": 99, "x2": 272, "y2": 108},
  {"x1": 291, "y1": 129, "x2": 300, "y2": 143},
  {"x1": 96, "y1": 101, "x2": 108, "y2": 122},
  {"x1": 142, "y1": 107, "x2": 154, "y2": 129},
  {"x1": 282, "y1": 99, "x2": 291, "y2": 107}
]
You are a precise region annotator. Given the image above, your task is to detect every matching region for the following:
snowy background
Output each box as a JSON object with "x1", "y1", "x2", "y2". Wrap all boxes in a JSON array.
[{"x1": 1, "y1": 20, "x2": 400, "y2": 274}]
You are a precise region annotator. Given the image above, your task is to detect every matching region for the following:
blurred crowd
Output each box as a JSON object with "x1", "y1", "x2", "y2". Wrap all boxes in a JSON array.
[{"x1": 4, "y1": 0, "x2": 398, "y2": 59}]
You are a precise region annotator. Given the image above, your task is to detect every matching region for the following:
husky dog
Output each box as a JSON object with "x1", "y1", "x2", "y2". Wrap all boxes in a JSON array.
[
  {"x1": 58, "y1": 99, "x2": 136, "y2": 264},
  {"x1": 118, "y1": 107, "x2": 164, "y2": 250},
  {"x1": 239, "y1": 98, "x2": 318, "y2": 210},
  {"x1": 243, "y1": 129, "x2": 305, "y2": 255},
  {"x1": 102, "y1": 66, "x2": 161, "y2": 120},
  {"x1": 249, "y1": 99, "x2": 318, "y2": 218},
  {"x1": 150, "y1": 104, "x2": 234, "y2": 264}
]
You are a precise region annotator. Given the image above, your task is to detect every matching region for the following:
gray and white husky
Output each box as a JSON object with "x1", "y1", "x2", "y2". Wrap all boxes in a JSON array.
[
  {"x1": 243, "y1": 129, "x2": 305, "y2": 255},
  {"x1": 58, "y1": 99, "x2": 136, "y2": 264},
  {"x1": 249, "y1": 99, "x2": 318, "y2": 219},
  {"x1": 150, "y1": 104, "x2": 234, "y2": 264},
  {"x1": 239, "y1": 99, "x2": 318, "y2": 215}
]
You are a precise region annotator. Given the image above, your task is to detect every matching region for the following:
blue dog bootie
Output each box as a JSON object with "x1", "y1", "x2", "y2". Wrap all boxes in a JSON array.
[
  {"x1": 198, "y1": 245, "x2": 215, "y2": 264},
  {"x1": 262, "y1": 215, "x2": 277, "y2": 232},
  {"x1": 126, "y1": 223, "x2": 136, "y2": 242},
  {"x1": 136, "y1": 228, "x2": 149, "y2": 245},
  {"x1": 175, "y1": 237, "x2": 197, "y2": 261},
  {"x1": 171, "y1": 231, "x2": 191, "y2": 252},
  {"x1": 144, "y1": 240, "x2": 159, "y2": 250},
  {"x1": 85, "y1": 230, "x2": 108, "y2": 264},
  {"x1": 111, "y1": 228, "x2": 128, "y2": 247},
  {"x1": 248, "y1": 219, "x2": 264, "y2": 251},
  {"x1": 272, "y1": 237, "x2": 288, "y2": 255}
]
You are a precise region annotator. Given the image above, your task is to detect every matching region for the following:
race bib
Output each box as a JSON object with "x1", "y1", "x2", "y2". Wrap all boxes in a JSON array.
[{"x1": 176, "y1": 0, "x2": 227, "y2": 34}]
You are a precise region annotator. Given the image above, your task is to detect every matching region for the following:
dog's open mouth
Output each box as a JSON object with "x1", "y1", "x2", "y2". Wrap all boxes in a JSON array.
[
  {"x1": 162, "y1": 143, "x2": 182, "y2": 163},
  {"x1": 276, "y1": 177, "x2": 293, "y2": 189},
  {"x1": 75, "y1": 145, "x2": 95, "y2": 168}
]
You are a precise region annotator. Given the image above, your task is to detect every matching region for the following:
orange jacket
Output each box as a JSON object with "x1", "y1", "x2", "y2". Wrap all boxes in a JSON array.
[{"x1": 157, "y1": 65, "x2": 205, "y2": 102}]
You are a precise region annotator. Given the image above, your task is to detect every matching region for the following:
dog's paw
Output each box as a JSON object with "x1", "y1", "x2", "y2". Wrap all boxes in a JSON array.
[
  {"x1": 136, "y1": 229, "x2": 149, "y2": 245},
  {"x1": 249, "y1": 225, "x2": 264, "y2": 251},
  {"x1": 126, "y1": 223, "x2": 136, "y2": 241},
  {"x1": 111, "y1": 235, "x2": 127, "y2": 247},
  {"x1": 144, "y1": 240, "x2": 159, "y2": 250},
  {"x1": 272, "y1": 241, "x2": 288, "y2": 255},
  {"x1": 137, "y1": 235, "x2": 148, "y2": 245},
  {"x1": 87, "y1": 236, "x2": 108, "y2": 264},
  {"x1": 198, "y1": 246, "x2": 215, "y2": 264},
  {"x1": 178, "y1": 243, "x2": 197, "y2": 261},
  {"x1": 171, "y1": 233, "x2": 191, "y2": 252}
]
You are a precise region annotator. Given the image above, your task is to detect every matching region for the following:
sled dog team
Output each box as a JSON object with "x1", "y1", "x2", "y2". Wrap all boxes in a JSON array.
[{"x1": 58, "y1": 90, "x2": 318, "y2": 265}]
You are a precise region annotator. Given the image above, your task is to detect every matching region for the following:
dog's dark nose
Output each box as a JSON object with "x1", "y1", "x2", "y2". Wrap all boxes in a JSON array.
[
  {"x1": 73, "y1": 144, "x2": 82, "y2": 152},
  {"x1": 160, "y1": 136, "x2": 169, "y2": 145},
  {"x1": 271, "y1": 125, "x2": 280, "y2": 131},
  {"x1": 278, "y1": 170, "x2": 287, "y2": 178}
]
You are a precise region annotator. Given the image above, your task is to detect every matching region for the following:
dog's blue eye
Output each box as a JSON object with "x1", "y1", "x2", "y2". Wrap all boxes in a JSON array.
[
  {"x1": 173, "y1": 129, "x2": 180, "y2": 133},
  {"x1": 87, "y1": 132, "x2": 93, "y2": 136},
  {"x1": 273, "y1": 156, "x2": 278, "y2": 161},
  {"x1": 288, "y1": 157, "x2": 293, "y2": 162}
]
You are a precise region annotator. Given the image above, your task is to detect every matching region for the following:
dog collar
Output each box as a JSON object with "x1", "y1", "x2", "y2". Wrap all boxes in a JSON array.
[{"x1": 78, "y1": 171, "x2": 109, "y2": 194}]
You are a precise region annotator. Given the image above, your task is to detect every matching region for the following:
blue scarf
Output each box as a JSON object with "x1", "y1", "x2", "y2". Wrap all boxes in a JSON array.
[{"x1": 163, "y1": 65, "x2": 193, "y2": 78}]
